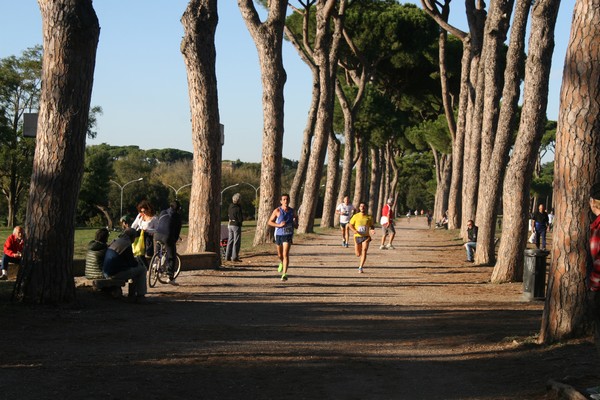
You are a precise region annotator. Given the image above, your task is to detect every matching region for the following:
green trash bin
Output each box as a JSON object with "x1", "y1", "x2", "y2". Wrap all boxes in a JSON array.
[{"x1": 523, "y1": 249, "x2": 549, "y2": 300}]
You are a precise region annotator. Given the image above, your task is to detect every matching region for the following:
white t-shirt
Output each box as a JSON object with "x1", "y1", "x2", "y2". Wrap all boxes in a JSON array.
[{"x1": 336, "y1": 203, "x2": 355, "y2": 224}]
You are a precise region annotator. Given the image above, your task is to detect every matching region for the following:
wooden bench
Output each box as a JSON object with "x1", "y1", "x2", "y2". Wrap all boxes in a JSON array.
[{"x1": 92, "y1": 278, "x2": 133, "y2": 298}]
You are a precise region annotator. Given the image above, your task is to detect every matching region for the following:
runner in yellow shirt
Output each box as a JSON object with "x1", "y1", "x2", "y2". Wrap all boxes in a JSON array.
[{"x1": 348, "y1": 202, "x2": 376, "y2": 273}]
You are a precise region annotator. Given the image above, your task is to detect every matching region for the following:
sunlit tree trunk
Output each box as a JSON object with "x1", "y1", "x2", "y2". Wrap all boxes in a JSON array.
[
  {"x1": 321, "y1": 132, "x2": 340, "y2": 227},
  {"x1": 334, "y1": 78, "x2": 356, "y2": 218},
  {"x1": 181, "y1": 0, "x2": 222, "y2": 255},
  {"x1": 367, "y1": 147, "x2": 381, "y2": 216},
  {"x1": 298, "y1": 0, "x2": 346, "y2": 233},
  {"x1": 16, "y1": 0, "x2": 99, "y2": 304},
  {"x1": 352, "y1": 140, "x2": 367, "y2": 206},
  {"x1": 475, "y1": 0, "x2": 529, "y2": 265},
  {"x1": 238, "y1": 0, "x2": 288, "y2": 245},
  {"x1": 492, "y1": 0, "x2": 560, "y2": 283},
  {"x1": 539, "y1": 0, "x2": 600, "y2": 343},
  {"x1": 432, "y1": 147, "x2": 452, "y2": 222},
  {"x1": 284, "y1": 22, "x2": 319, "y2": 209}
]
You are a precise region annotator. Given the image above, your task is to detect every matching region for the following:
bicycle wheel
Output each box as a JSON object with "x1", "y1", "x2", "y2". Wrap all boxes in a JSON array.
[
  {"x1": 148, "y1": 253, "x2": 160, "y2": 288},
  {"x1": 156, "y1": 252, "x2": 169, "y2": 284},
  {"x1": 173, "y1": 254, "x2": 182, "y2": 279}
]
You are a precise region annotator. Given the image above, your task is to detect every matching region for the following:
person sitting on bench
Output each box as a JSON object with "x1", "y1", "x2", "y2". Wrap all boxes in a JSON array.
[
  {"x1": 102, "y1": 228, "x2": 147, "y2": 302},
  {"x1": 0, "y1": 226, "x2": 24, "y2": 280}
]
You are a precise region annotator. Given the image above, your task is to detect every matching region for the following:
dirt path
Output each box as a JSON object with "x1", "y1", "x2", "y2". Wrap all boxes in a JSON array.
[{"x1": 2, "y1": 217, "x2": 599, "y2": 399}]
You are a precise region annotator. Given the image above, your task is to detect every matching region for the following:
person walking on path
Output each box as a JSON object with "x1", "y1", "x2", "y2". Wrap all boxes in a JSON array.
[
  {"x1": 464, "y1": 220, "x2": 478, "y2": 263},
  {"x1": 225, "y1": 193, "x2": 243, "y2": 262},
  {"x1": 530, "y1": 204, "x2": 549, "y2": 250},
  {"x1": 268, "y1": 194, "x2": 298, "y2": 281},
  {"x1": 380, "y1": 198, "x2": 396, "y2": 250},
  {"x1": 349, "y1": 202, "x2": 376, "y2": 273},
  {"x1": 0, "y1": 226, "x2": 24, "y2": 280},
  {"x1": 335, "y1": 195, "x2": 355, "y2": 248}
]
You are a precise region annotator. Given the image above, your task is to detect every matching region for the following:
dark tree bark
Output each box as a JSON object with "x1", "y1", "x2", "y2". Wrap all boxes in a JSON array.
[
  {"x1": 238, "y1": 0, "x2": 288, "y2": 245},
  {"x1": 181, "y1": 0, "x2": 222, "y2": 255},
  {"x1": 492, "y1": 0, "x2": 560, "y2": 283},
  {"x1": 368, "y1": 147, "x2": 381, "y2": 217},
  {"x1": 539, "y1": 0, "x2": 600, "y2": 343},
  {"x1": 16, "y1": 0, "x2": 99, "y2": 304}
]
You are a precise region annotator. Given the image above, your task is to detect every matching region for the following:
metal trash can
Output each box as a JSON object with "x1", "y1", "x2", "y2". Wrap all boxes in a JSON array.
[{"x1": 523, "y1": 249, "x2": 549, "y2": 300}]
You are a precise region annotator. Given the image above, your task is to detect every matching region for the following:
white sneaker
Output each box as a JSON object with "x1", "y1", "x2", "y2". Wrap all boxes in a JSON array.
[
  {"x1": 386, "y1": 244, "x2": 395, "y2": 250},
  {"x1": 379, "y1": 245, "x2": 385, "y2": 250},
  {"x1": 167, "y1": 278, "x2": 179, "y2": 286}
]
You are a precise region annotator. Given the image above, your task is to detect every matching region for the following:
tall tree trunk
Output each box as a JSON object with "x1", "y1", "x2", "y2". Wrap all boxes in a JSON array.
[
  {"x1": 492, "y1": 0, "x2": 560, "y2": 283},
  {"x1": 181, "y1": 0, "x2": 222, "y2": 255},
  {"x1": 238, "y1": 0, "x2": 288, "y2": 245},
  {"x1": 432, "y1": 147, "x2": 452, "y2": 222},
  {"x1": 321, "y1": 132, "x2": 340, "y2": 227},
  {"x1": 368, "y1": 147, "x2": 381, "y2": 216},
  {"x1": 16, "y1": 0, "x2": 99, "y2": 304},
  {"x1": 376, "y1": 147, "x2": 388, "y2": 221},
  {"x1": 284, "y1": 23, "x2": 319, "y2": 209},
  {"x1": 353, "y1": 140, "x2": 367, "y2": 206},
  {"x1": 540, "y1": 0, "x2": 600, "y2": 343},
  {"x1": 298, "y1": 0, "x2": 345, "y2": 234},
  {"x1": 475, "y1": 0, "x2": 530, "y2": 265},
  {"x1": 334, "y1": 78, "x2": 356, "y2": 215}
]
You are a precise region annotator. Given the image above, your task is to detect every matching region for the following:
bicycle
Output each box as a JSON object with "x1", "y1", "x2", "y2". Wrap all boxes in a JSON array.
[{"x1": 148, "y1": 240, "x2": 182, "y2": 287}]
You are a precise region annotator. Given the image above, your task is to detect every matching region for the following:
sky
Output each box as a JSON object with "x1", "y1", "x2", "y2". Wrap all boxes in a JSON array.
[{"x1": 1, "y1": 0, "x2": 575, "y2": 163}]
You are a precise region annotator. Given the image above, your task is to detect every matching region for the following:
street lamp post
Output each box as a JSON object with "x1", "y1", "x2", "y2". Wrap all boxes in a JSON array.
[
  {"x1": 220, "y1": 183, "x2": 239, "y2": 205},
  {"x1": 110, "y1": 178, "x2": 143, "y2": 218},
  {"x1": 239, "y1": 182, "x2": 259, "y2": 219},
  {"x1": 166, "y1": 183, "x2": 192, "y2": 200}
]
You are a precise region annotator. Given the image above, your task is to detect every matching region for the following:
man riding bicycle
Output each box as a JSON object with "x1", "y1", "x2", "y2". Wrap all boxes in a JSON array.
[{"x1": 154, "y1": 201, "x2": 182, "y2": 285}]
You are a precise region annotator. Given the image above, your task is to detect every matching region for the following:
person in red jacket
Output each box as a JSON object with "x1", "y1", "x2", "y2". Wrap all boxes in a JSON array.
[{"x1": 1, "y1": 226, "x2": 24, "y2": 280}]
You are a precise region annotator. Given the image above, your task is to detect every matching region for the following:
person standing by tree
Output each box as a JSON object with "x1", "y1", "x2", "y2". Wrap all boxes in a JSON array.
[
  {"x1": 349, "y1": 202, "x2": 376, "y2": 273},
  {"x1": 154, "y1": 201, "x2": 183, "y2": 285},
  {"x1": 531, "y1": 204, "x2": 550, "y2": 250},
  {"x1": 380, "y1": 198, "x2": 396, "y2": 250},
  {"x1": 268, "y1": 194, "x2": 298, "y2": 281},
  {"x1": 225, "y1": 193, "x2": 243, "y2": 262},
  {"x1": 0, "y1": 226, "x2": 24, "y2": 280},
  {"x1": 335, "y1": 195, "x2": 355, "y2": 248}
]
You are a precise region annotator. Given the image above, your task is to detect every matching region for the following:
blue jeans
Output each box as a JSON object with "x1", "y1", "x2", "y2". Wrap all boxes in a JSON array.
[
  {"x1": 534, "y1": 223, "x2": 547, "y2": 249},
  {"x1": 225, "y1": 225, "x2": 241, "y2": 260},
  {"x1": 1, "y1": 254, "x2": 20, "y2": 272},
  {"x1": 465, "y1": 242, "x2": 477, "y2": 261}
]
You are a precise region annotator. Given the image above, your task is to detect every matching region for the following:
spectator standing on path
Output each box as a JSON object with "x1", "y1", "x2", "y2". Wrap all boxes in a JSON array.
[
  {"x1": 426, "y1": 211, "x2": 433, "y2": 229},
  {"x1": 268, "y1": 194, "x2": 298, "y2": 281},
  {"x1": 225, "y1": 193, "x2": 243, "y2": 262},
  {"x1": 531, "y1": 204, "x2": 550, "y2": 250},
  {"x1": 349, "y1": 202, "x2": 376, "y2": 273},
  {"x1": 154, "y1": 201, "x2": 183, "y2": 285},
  {"x1": 380, "y1": 197, "x2": 396, "y2": 250},
  {"x1": 586, "y1": 183, "x2": 600, "y2": 336},
  {"x1": 548, "y1": 210, "x2": 555, "y2": 231},
  {"x1": 102, "y1": 228, "x2": 147, "y2": 302},
  {"x1": 335, "y1": 195, "x2": 355, "y2": 248},
  {"x1": 0, "y1": 226, "x2": 24, "y2": 280},
  {"x1": 464, "y1": 220, "x2": 478, "y2": 263}
]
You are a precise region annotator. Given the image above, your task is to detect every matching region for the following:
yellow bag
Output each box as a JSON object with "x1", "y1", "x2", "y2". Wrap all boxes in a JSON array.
[{"x1": 132, "y1": 229, "x2": 145, "y2": 257}]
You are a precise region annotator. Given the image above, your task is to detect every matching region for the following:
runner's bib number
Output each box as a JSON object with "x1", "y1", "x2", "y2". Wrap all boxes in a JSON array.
[{"x1": 357, "y1": 225, "x2": 367, "y2": 234}]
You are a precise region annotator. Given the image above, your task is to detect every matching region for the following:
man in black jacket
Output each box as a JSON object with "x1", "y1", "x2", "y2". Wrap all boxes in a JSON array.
[
  {"x1": 155, "y1": 201, "x2": 183, "y2": 284},
  {"x1": 464, "y1": 219, "x2": 478, "y2": 263}
]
